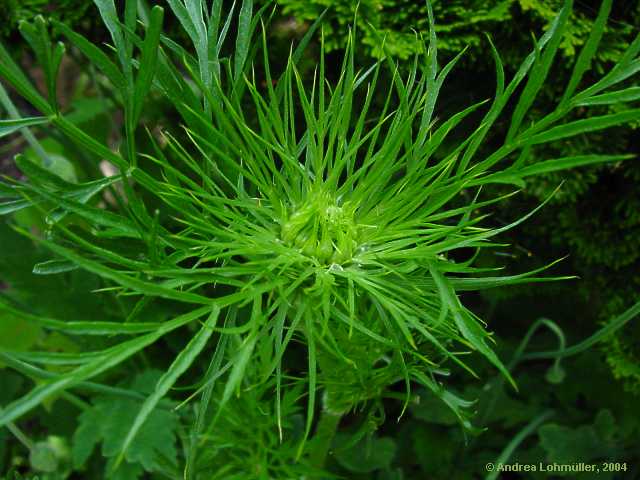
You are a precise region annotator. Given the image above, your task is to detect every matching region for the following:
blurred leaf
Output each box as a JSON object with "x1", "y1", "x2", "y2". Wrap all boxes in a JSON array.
[
  {"x1": 72, "y1": 370, "x2": 178, "y2": 475},
  {"x1": 472, "y1": 381, "x2": 540, "y2": 428},
  {"x1": 538, "y1": 409, "x2": 619, "y2": 469},
  {"x1": 30, "y1": 440, "x2": 59, "y2": 472},
  {"x1": 0, "y1": 371, "x2": 24, "y2": 404},
  {"x1": 41, "y1": 154, "x2": 78, "y2": 184},
  {"x1": 411, "y1": 390, "x2": 458, "y2": 426},
  {"x1": 411, "y1": 425, "x2": 457, "y2": 476},
  {"x1": 334, "y1": 433, "x2": 396, "y2": 473},
  {"x1": 0, "y1": 312, "x2": 42, "y2": 351},
  {"x1": 29, "y1": 436, "x2": 69, "y2": 473}
]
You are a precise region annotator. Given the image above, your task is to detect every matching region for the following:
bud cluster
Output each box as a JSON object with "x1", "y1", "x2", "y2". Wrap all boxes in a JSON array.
[{"x1": 279, "y1": 189, "x2": 360, "y2": 265}]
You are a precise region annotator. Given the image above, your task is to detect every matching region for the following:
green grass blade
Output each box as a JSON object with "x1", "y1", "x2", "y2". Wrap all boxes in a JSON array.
[
  {"x1": 576, "y1": 36, "x2": 640, "y2": 99},
  {"x1": 297, "y1": 309, "x2": 317, "y2": 460},
  {"x1": 233, "y1": 0, "x2": 253, "y2": 82},
  {"x1": 274, "y1": 9, "x2": 327, "y2": 103},
  {"x1": 0, "y1": 83, "x2": 50, "y2": 163},
  {"x1": 456, "y1": 5, "x2": 568, "y2": 175},
  {"x1": 0, "y1": 117, "x2": 49, "y2": 138},
  {"x1": 0, "y1": 351, "x2": 171, "y2": 405},
  {"x1": 475, "y1": 154, "x2": 635, "y2": 187},
  {"x1": 506, "y1": 0, "x2": 572, "y2": 142},
  {"x1": 0, "y1": 297, "x2": 164, "y2": 336},
  {"x1": 185, "y1": 307, "x2": 233, "y2": 480},
  {"x1": 526, "y1": 109, "x2": 640, "y2": 145},
  {"x1": 133, "y1": 6, "x2": 164, "y2": 124},
  {"x1": 124, "y1": 0, "x2": 137, "y2": 59},
  {"x1": 18, "y1": 16, "x2": 63, "y2": 111},
  {"x1": 428, "y1": 262, "x2": 516, "y2": 388},
  {"x1": 93, "y1": 0, "x2": 130, "y2": 79},
  {"x1": 20, "y1": 182, "x2": 141, "y2": 237},
  {"x1": 561, "y1": 0, "x2": 612, "y2": 103},
  {"x1": 0, "y1": 306, "x2": 211, "y2": 428},
  {"x1": 215, "y1": 326, "x2": 258, "y2": 420},
  {"x1": 0, "y1": 43, "x2": 52, "y2": 114},
  {"x1": 414, "y1": 0, "x2": 437, "y2": 149},
  {"x1": 13, "y1": 225, "x2": 212, "y2": 304},
  {"x1": 450, "y1": 258, "x2": 573, "y2": 291},
  {"x1": 514, "y1": 154, "x2": 634, "y2": 177},
  {"x1": 576, "y1": 87, "x2": 640, "y2": 106},
  {"x1": 8, "y1": 350, "x2": 105, "y2": 366},
  {"x1": 165, "y1": 0, "x2": 198, "y2": 46},
  {"x1": 54, "y1": 21, "x2": 126, "y2": 91}
]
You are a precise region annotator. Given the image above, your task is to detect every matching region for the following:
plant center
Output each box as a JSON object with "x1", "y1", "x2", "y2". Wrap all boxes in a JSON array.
[{"x1": 280, "y1": 190, "x2": 360, "y2": 265}]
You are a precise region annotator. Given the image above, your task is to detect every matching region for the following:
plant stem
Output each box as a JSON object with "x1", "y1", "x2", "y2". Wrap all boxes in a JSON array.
[
  {"x1": 0, "y1": 407, "x2": 34, "y2": 451},
  {"x1": 309, "y1": 407, "x2": 342, "y2": 471}
]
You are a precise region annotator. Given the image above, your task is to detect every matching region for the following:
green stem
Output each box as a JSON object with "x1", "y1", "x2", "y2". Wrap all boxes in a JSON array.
[
  {"x1": 309, "y1": 407, "x2": 342, "y2": 471},
  {"x1": 0, "y1": 406, "x2": 34, "y2": 451}
]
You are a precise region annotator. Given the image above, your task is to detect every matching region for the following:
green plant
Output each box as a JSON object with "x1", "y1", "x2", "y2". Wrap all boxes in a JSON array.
[
  {"x1": 0, "y1": 0, "x2": 639, "y2": 477},
  {"x1": 275, "y1": 0, "x2": 640, "y2": 394}
]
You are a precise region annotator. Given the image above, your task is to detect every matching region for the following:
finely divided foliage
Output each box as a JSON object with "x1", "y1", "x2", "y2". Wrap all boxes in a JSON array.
[{"x1": 0, "y1": 0, "x2": 639, "y2": 476}]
